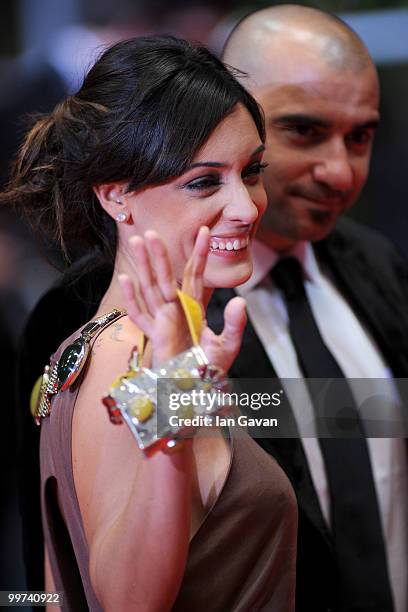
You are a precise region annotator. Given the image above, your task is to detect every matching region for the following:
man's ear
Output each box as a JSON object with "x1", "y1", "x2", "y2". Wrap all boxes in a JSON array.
[{"x1": 93, "y1": 183, "x2": 132, "y2": 224}]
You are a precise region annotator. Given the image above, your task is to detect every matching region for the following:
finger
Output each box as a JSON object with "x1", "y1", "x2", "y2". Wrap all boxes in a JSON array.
[
  {"x1": 144, "y1": 231, "x2": 177, "y2": 302},
  {"x1": 118, "y1": 273, "x2": 154, "y2": 336},
  {"x1": 219, "y1": 296, "x2": 247, "y2": 361},
  {"x1": 190, "y1": 225, "x2": 210, "y2": 277},
  {"x1": 182, "y1": 226, "x2": 210, "y2": 301},
  {"x1": 118, "y1": 272, "x2": 147, "y2": 315},
  {"x1": 128, "y1": 235, "x2": 164, "y2": 314}
]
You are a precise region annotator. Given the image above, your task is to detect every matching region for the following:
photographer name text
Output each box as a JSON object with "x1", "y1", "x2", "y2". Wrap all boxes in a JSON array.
[{"x1": 168, "y1": 414, "x2": 278, "y2": 428}]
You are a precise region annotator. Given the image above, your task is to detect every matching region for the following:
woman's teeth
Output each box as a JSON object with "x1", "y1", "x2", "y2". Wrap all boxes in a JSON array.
[{"x1": 210, "y1": 237, "x2": 249, "y2": 251}]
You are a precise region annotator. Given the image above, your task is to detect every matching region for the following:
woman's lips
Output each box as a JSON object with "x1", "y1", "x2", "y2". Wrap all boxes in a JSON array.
[
  {"x1": 209, "y1": 236, "x2": 250, "y2": 259},
  {"x1": 210, "y1": 236, "x2": 249, "y2": 251}
]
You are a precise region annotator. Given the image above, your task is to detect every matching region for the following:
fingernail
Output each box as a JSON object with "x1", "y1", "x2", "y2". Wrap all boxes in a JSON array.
[{"x1": 129, "y1": 235, "x2": 142, "y2": 247}]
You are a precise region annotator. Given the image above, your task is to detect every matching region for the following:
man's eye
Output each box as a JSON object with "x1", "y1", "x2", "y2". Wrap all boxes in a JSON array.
[
  {"x1": 286, "y1": 124, "x2": 319, "y2": 138},
  {"x1": 185, "y1": 176, "x2": 221, "y2": 191},
  {"x1": 242, "y1": 162, "x2": 268, "y2": 180},
  {"x1": 348, "y1": 130, "x2": 372, "y2": 146}
]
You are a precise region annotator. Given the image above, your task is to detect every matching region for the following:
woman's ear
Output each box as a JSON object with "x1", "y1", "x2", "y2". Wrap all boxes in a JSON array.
[{"x1": 93, "y1": 183, "x2": 132, "y2": 224}]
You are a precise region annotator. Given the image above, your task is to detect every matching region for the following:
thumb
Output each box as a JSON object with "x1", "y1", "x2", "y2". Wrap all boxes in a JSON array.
[{"x1": 220, "y1": 296, "x2": 247, "y2": 360}]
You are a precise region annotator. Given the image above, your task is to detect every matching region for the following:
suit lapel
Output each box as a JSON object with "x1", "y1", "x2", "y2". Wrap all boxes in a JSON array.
[
  {"x1": 316, "y1": 224, "x2": 408, "y2": 435},
  {"x1": 315, "y1": 222, "x2": 408, "y2": 376}
]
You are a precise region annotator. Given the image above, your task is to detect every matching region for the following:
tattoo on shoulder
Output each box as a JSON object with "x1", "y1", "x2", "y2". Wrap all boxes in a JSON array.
[
  {"x1": 110, "y1": 323, "x2": 124, "y2": 342},
  {"x1": 93, "y1": 336, "x2": 104, "y2": 351}
]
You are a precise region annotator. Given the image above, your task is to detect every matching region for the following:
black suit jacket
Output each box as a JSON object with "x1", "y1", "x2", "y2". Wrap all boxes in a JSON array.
[{"x1": 206, "y1": 217, "x2": 408, "y2": 612}]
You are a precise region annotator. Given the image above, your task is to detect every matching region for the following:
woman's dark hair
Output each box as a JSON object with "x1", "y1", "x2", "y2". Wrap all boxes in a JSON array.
[{"x1": 1, "y1": 35, "x2": 265, "y2": 263}]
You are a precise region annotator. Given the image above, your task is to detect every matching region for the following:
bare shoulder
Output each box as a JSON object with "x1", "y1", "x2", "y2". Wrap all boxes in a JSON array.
[
  {"x1": 90, "y1": 312, "x2": 137, "y2": 354},
  {"x1": 72, "y1": 315, "x2": 144, "y2": 547},
  {"x1": 75, "y1": 313, "x2": 139, "y2": 414}
]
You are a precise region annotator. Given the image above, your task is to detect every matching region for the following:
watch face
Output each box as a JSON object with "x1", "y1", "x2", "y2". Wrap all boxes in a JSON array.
[{"x1": 57, "y1": 338, "x2": 90, "y2": 391}]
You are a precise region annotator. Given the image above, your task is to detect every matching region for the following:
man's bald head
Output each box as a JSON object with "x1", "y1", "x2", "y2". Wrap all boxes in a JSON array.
[
  {"x1": 223, "y1": 4, "x2": 375, "y2": 89},
  {"x1": 222, "y1": 5, "x2": 380, "y2": 252}
]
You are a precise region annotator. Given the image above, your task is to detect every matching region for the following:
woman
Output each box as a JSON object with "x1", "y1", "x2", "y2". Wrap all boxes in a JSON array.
[{"x1": 4, "y1": 36, "x2": 297, "y2": 610}]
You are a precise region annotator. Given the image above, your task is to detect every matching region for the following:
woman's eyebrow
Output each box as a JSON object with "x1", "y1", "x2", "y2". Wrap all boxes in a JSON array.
[
  {"x1": 188, "y1": 161, "x2": 226, "y2": 169},
  {"x1": 188, "y1": 144, "x2": 265, "y2": 170}
]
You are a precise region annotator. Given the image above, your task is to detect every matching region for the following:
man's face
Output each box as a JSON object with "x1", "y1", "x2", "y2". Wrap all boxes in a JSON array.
[{"x1": 255, "y1": 60, "x2": 380, "y2": 251}]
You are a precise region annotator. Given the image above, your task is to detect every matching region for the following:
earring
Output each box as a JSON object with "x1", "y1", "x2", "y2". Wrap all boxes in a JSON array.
[{"x1": 116, "y1": 210, "x2": 129, "y2": 223}]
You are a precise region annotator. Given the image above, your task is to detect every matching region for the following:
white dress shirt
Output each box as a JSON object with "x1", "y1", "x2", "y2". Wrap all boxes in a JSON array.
[{"x1": 237, "y1": 239, "x2": 408, "y2": 612}]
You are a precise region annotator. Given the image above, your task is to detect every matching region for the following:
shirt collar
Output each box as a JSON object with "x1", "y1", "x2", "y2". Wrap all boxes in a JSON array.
[{"x1": 237, "y1": 239, "x2": 321, "y2": 296}]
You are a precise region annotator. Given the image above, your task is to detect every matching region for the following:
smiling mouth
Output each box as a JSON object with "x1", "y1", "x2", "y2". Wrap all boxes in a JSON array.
[{"x1": 210, "y1": 236, "x2": 249, "y2": 252}]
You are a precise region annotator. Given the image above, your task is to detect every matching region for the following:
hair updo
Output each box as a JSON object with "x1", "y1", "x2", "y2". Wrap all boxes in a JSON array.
[{"x1": 1, "y1": 35, "x2": 265, "y2": 264}]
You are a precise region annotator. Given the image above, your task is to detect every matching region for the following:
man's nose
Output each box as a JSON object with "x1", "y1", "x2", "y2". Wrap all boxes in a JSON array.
[{"x1": 312, "y1": 140, "x2": 354, "y2": 193}]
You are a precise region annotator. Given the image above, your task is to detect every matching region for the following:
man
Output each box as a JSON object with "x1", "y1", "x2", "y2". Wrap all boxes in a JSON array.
[{"x1": 207, "y1": 5, "x2": 408, "y2": 611}]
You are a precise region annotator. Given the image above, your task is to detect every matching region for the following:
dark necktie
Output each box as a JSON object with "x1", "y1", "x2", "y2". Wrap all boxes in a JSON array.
[{"x1": 271, "y1": 257, "x2": 394, "y2": 611}]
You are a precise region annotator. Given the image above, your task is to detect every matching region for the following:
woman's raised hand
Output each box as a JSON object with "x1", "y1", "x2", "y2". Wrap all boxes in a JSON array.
[{"x1": 118, "y1": 226, "x2": 247, "y2": 372}]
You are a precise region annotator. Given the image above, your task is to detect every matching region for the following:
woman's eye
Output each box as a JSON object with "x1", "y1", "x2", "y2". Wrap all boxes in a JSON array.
[
  {"x1": 185, "y1": 175, "x2": 221, "y2": 191},
  {"x1": 242, "y1": 162, "x2": 268, "y2": 180}
]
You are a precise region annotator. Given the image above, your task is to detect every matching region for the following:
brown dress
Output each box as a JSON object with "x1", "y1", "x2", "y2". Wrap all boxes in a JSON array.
[{"x1": 40, "y1": 320, "x2": 298, "y2": 611}]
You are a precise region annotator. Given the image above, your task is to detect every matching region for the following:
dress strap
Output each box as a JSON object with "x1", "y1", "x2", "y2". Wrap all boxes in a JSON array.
[{"x1": 30, "y1": 309, "x2": 127, "y2": 423}]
